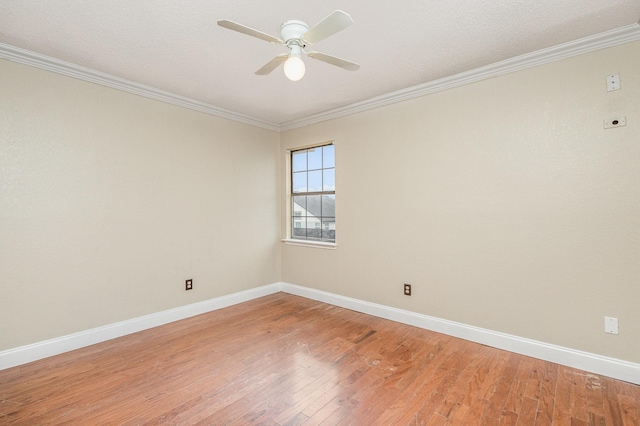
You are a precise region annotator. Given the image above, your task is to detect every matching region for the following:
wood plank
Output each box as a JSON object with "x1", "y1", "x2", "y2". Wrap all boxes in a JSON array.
[
  {"x1": 554, "y1": 366, "x2": 573, "y2": 421},
  {"x1": 587, "y1": 411, "x2": 607, "y2": 426},
  {"x1": 482, "y1": 352, "x2": 523, "y2": 423},
  {"x1": 601, "y1": 376, "x2": 624, "y2": 426},
  {"x1": 536, "y1": 360, "x2": 558, "y2": 425},
  {"x1": 570, "y1": 417, "x2": 588, "y2": 426},
  {"x1": 518, "y1": 396, "x2": 539, "y2": 425},
  {"x1": 302, "y1": 400, "x2": 341, "y2": 426},
  {"x1": 584, "y1": 372, "x2": 606, "y2": 420},
  {"x1": 570, "y1": 369, "x2": 589, "y2": 422},
  {"x1": 447, "y1": 401, "x2": 471, "y2": 424},
  {"x1": 525, "y1": 358, "x2": 544, "y2": 401},
  {"x1": 461, "y1": 396, "x2": 486, "y2": 425},
  {"x1": 617, "y1": 394, "x2": 639, "y2": 426},
  {"x1": 499, "y1": 409, "x2": 519, "y2": 425}
]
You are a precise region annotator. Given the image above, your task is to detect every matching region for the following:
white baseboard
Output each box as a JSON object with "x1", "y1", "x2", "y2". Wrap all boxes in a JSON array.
[
  {"x1": 0, "y1": 283, "x2": 281, "y2": 370},
  {"x1": 279, "y1": 282, "x2": 640, "y2": 385},
  {"x1": 3, "y1": 282, "x2": 639, "y2": 385}
]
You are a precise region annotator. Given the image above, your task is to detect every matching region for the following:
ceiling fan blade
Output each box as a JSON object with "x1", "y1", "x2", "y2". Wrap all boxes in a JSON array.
[
  {"x1": 255, "y1": 54, "x2": 289, "y2": 75},
  {"x1": 301, "y1": 10, "x2": 353, "y2": 45},
  {"x1": 217, "y1": 20, "x2": 283, "y2": 44},
  {"x1": 307, "y1": 51, "x2": 360, "y2": 71}
]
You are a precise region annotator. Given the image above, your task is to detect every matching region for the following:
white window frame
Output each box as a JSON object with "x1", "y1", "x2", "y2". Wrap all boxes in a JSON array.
[{"x1": 282, "y1": 142, "x2": 337, "y2": 250}]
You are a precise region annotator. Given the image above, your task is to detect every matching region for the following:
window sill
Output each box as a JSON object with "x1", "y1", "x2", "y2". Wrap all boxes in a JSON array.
[{"x1": 281, "y1": 239, "x2": 337, "y2": 250}]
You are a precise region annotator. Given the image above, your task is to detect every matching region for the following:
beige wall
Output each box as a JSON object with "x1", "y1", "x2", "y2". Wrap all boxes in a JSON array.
[
  {"x1": 1, "y1": 40, "x2": 638, "y2": 365},
  {"x1": 0, "y1": 60, "x2": 281, "y2": 351},
  {"x1": 281, "y1": 41, "x2": 640, "y2": 363}
]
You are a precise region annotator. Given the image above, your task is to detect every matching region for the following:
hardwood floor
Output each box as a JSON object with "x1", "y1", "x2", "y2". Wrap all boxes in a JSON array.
[{"x1": 1, "y1": 293, "x2": 638, "y2": 425}]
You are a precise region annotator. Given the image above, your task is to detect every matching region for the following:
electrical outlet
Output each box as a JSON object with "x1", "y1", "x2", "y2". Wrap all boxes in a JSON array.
[
  {"x1": 604, "y1": 117, "x2": 626, "y2": 129},
  {"x1": 404, "y1": 283, "x2": 412, "y2": 296},
  {"x1": 185, "y1": 279, "x2": 193, "y2": 291}
]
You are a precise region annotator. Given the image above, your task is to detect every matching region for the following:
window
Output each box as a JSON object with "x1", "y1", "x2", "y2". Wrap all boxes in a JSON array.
[{"x1": 291, "y1": 144, "x2": 335, "y2": 242}]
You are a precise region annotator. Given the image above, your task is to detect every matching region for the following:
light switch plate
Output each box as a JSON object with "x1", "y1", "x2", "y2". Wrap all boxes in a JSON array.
[{"x1": 604, "y1": 317, "x2": 618, "y2": 334}]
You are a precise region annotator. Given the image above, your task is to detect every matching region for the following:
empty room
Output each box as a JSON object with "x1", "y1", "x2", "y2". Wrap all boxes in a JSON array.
[{"x1": 1, "y1": 1, "x2": 639, "y2": 424}]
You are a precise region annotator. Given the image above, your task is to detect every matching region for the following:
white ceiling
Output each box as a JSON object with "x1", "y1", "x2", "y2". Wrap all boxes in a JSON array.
[{"x1": 1, "y1": 1, "x2": 639, "y2": 130}]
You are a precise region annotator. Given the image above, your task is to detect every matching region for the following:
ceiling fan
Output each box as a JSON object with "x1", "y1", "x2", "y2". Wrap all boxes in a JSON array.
[{"x1": 217, "y1": 10, "x2": 360, "y2": 81}]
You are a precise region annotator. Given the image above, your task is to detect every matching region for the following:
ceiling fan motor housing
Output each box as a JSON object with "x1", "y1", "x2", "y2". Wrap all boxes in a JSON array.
[{"x1": 280, "y1": 20, "x2": 309, "y2": 46}]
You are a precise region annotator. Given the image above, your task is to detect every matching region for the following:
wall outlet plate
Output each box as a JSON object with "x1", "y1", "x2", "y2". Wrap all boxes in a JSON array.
[
  {"x1": 604, "y1": 316, "x2": 618, "y2": 334},
  {"x1": 185, "y1": 279, "x2": 193, "y2": 291},
  {"x1": 604, "y1": 117, "x2": 626, "y2": 129},
  {"x1": 606, "y1": 74, "x2": 620, "y2": 92},
  {"x1": 404, "y1": 283, "x2": 411, "y2": 296}
]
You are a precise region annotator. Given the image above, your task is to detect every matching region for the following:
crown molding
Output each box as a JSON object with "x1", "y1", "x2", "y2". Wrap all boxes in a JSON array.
[
  {"x1": 280, "y1": 22, "x2": 640, "y2": 131},
  {"x1": 2, "y1": 22, "x2": 639, "y2": 133},
  {"x1": 0, "y1": 42, "x2": 281, "y2": 132}
]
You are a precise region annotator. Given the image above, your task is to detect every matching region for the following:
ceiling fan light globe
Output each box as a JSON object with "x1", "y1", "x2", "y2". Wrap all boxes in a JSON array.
[{"x1": 284, "y1": 56, "x2": 305, "y2": 81}]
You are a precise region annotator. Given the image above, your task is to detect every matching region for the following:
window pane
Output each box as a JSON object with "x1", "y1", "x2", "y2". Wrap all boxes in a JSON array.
[
  {"x1": 322, "y1": 195, "x2": 335, "y2": 217},
  {"x1": 292, "y1": 150, "x2": 307, "y2": 172},
  {"x1": 306, "y1": 195, "x2": 321, "y2": 218},
  {"x1": 306, "y1": 216, "x2": 322, "y2": 240},
  {"x1": 323, "y1": 168, "x2": 335, "y2": 191},
  {"x1": 323, "y1": 145, "x2": 335, "y2": 168},
  {"x1": 292, "y1": 171, "x2": 307, "y2": 193},
  {"x1": 292, "y1": 216, "x2": 306, "y2": 238},
  {"x1": 322, "y1": 218, "x2": 335, "y2": 241},
  {"x1": 292, "y1": 196, "x2": 306, "y2": 216},
  {"x1": 307, "y1": 170, "x2": 322, "y2": 192},
  {"x1": 307, "y1": 147, "x2": 322, "y2": 170}
]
